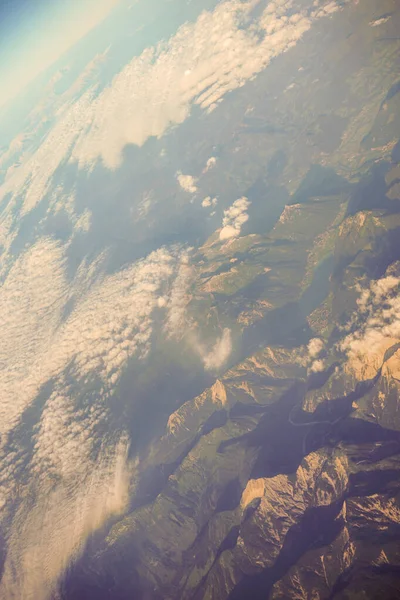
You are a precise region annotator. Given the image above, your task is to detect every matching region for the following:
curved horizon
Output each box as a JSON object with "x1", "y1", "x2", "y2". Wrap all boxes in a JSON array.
[{"x1": 0, "y1": 0, "x2": 120, "y2": 110}]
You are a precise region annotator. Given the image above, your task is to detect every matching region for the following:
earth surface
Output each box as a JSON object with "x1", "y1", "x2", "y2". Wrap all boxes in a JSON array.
[{"x1": 1, "y1": 0, "x2": 400, "y2": 598}]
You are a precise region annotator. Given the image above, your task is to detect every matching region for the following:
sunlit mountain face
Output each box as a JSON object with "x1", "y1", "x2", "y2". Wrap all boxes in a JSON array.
[{"x1": 0, "y1": 0, "x2": 400, "y2": 598}]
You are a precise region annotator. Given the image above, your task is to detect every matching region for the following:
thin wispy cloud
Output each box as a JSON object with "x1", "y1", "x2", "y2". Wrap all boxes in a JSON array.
[
  {"x1": 1, "y1": 428, "x2": 130, "y2": 600},
  {"x1": 202, "y1": 328, "x2": 233, "y2": 371}
]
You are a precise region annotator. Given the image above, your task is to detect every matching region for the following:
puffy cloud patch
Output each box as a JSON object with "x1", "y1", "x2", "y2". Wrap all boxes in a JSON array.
[
  {"x1": 203, "y1": 156, "x2": 217, "y2": 173},
  {"x1": 309, "y1": 358, "x2": 326, "y2": 373},
  {"x1": 51, "y1": 192, "x2": 92, "y2": 233},
  {"x1": 177, "y1": 172, "x2": 198, "y2": 193},
  {"x1": 340, "y1": 273, "x2": 400, "y2": 379},
  {"x1": 137, "y1": 190, "x2": 153, "y2": 219},
  {"x1": 305, "y1": 337, "x2": 326, "y2": 373},
  {"x1": 308, "y1": 337, "x2": 324, "y2": 359},
  {"x1": 220, "y1": 196, "x2": 251, "y2": 240},
  {"x1": 74, "y1": 208, "x2": 92, "y2": 232},
  {"x1": 202, "y1": 196, "x2": 217, "y2": 208}
]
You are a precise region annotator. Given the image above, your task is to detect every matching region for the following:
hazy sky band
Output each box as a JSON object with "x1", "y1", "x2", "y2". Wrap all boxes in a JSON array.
[{"x1": 0, "y1": 0, "x2": 119, "y2": 109}]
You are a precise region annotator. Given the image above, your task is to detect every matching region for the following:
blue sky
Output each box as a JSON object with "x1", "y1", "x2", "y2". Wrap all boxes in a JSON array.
[{"x1": 0, "y1": 0, "x2": 119, "y2": 108}]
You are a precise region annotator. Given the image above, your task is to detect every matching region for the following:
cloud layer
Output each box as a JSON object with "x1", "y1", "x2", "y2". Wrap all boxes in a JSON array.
[
  {"x1": 1, "y1": 430, "x2": 130, "y2": 600},
  {"x1": 0, "y1": 0, "x2": 345, "y2": 595},
  {"x1": 0, "y1": 0, "x2": 341, "y2": 231},
  {"x1": 0, "y1": 239, "x2": 203, "y2": 598},
  {"x1": 0, "y1": 233, "x2": 233, "y2": 596},
  {"x1": 70, "y1": 0, "x2": 340, "y2": 170}
]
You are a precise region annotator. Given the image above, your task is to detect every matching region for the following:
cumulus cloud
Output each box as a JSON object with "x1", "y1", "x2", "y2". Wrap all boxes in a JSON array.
[
  {"x1": 177, "y1": 172, "x2": 198, "y2": 193},
  {"x1": 305, "y1": 338, "x2": 326, "y2": 373},
  {"x1": 340, "y1": 273, "x2": 400, "y2": 378},
  {"x1": 308, "y1": 337, "x2": 324, "y2": 359},
  {"x1": 203, "y1": 156, "x2": 217, "y2": 172},
  {"x1": 202, "y1": 196, "x2": 217, "y2": 208},
  {"x1": 220, "y1": 196, "x2": 251, "y2": 240},
  {"x1": 75, "y1": 208, "x2": 92, "y2": 232}
]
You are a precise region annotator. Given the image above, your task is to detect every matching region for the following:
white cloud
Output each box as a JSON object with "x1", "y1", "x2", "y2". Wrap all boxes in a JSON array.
[
  {"x1": 0, "y1": 427, "x2": 130, "y2": 600},
  {"x1": 310, "y1": 358, "x2": 325, "y2": 373},
  {"x1": 0, "y1": 231, "x2": 234, "y2": 595},
  {"x1": 0, "y1": 237, "x2": 202, "y2": 597},
  {"x1": 164, "y1": 251, "x2": 194, "y2": 338},
  {"x1": 0, "y1": 241, "x2": 186, "y2": 441},
  {"x1": 69, "y1": 0, "x2": 342, "y2": 170},
  {"x1": 308, "y1": 337, "x2": 324, "y2": 359},
  {"x1": 137, "y1": 190, "x2": 153, "y2": 219},
  {"x1": 157, "y1": 296, "x2": 167, "y2": 308},
  {"x1": 340, "y1": 273, "x2": 400, "y2": 379},
  {"x1": 0, "y1": 0, "x2": 341, "y2": 220},
  {"x1": 177, "y1": 172, "x2": 198, "y2": 194},
  {"x1": 305, "y1": 338, "x2": 325, "y2": 373},
  {"x1": 202, "y1": 196, "x2": 217, "y2": 208},
  {"x1": 74, "y1": 208, "x2": 92, "y2": 232},
  {"x1": 201, "y1": 328, "x2": 233, "y2": 371},
  {"x1": 0, "y1": 89, "x2": 96, "y2": 220},
  {"x1": 219, "y1": 225, "x2": 239, "y2": 240},
  {"x1": 370, "y1": 16, "x2": 391, "y2": 27},
  {"x1": 220, "y1": 196, "x2": 251, "y2": 240},
  {"x1": 320, "y1": 1, "x2": 339, "y2": 15},
  {"x1": 204, "y1": 156, "x2": 217, "y2": 172}
]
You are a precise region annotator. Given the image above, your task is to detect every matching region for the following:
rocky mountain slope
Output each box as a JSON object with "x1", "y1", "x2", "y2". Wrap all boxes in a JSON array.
[{"x1": 60, "y1": 135, "x2": 400, "y2": 599}]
